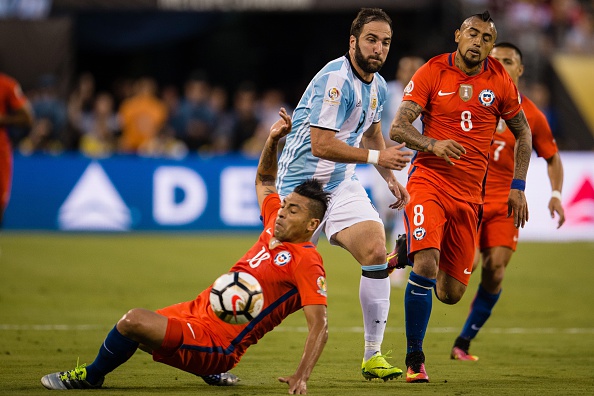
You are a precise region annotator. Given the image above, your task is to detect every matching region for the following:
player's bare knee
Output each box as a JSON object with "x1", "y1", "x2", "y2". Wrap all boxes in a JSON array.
[
  {"x1": 359, "y1": 242, "x2": 387, "y2": 266},
  {"x1": 435, "y1": 289, "x2": 463, "y2": 304},
  {"x1": 117, "y1": 308, "x2": 146, "y2": 336}
]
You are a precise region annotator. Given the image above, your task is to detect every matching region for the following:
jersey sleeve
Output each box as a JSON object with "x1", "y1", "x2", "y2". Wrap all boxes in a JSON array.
[
  {"x1": 498, "y1": 72, "x2": 522, "y2": 121},
  {"x1": 293, "y1": 251, "x2": 327, "y2": 306},
  {"x1": 525, "y1": 99, "x2": 559, "y2": 159},
  {"x1": 310, "y1": 72, "x2": 350, "y2": 132},
  {"x1": 402, "y1": 62, "x2": 433, "y2": 109},
  {"x1": 261, "y1": 193, "x2": 281, "y2": 228}
]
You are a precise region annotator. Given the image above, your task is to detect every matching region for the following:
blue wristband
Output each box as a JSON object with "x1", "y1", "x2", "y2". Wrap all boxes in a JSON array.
[{"x1": 511, "y1": 179, "x2": 526, "y2": 191}]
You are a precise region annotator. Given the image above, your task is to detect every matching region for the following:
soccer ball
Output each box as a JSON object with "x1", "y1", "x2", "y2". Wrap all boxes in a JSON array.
[{"x1": 209, "y1": 272, "x2": 264, "y2": 324}]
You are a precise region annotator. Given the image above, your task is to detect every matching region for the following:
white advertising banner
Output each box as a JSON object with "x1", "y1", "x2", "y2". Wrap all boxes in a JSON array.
[{"x1": 358, "y1": 151, "x2": 594, "y2": 242}]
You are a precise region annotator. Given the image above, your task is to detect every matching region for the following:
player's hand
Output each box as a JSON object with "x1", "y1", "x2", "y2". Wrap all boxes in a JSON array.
[
  {"x1": 269, "y1": 107, "x2": 292, "y2": 140},
  {"x1": 278, "y1": 375, "x2": 308, "y2": 394},
  {"x1": 431, "y1": 139, "x2": 465, "y2": 165},
  {"x1": 388, "y1": 180, "x2": 410, "y2": 211},
  {"x1": 548, "y1": 196, "x2": 565, "y2": 229},
  {"x1": 378, "y1": 143, "x2": 413, "y2": 170},
  {"x1": 507, "y1": 189, "x2": 529, "y2": 228}
]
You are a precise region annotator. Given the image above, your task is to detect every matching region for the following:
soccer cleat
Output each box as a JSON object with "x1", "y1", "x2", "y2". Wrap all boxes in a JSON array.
[
  {"x1": 405, "y1": 351, "x2": 429, "y2": 383},
  {"x1": 451, "y1": 346, "x2": 479, "y2": 361},
  {"x1": 200, "y1": 372, "x2": 240, "y2": 386},
  {"x1": 41, "y1": 360, "x2": 104, "y2": 390},
  {"x1": 361, "y1": 351, "x2": 403, "y2": 381},
  {"x1": 387, "y1": 234, "x2": 409, "y2": 273}
]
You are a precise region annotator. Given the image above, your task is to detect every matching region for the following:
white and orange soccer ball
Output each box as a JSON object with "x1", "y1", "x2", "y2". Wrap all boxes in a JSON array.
[{"x1": 209, "y1": 272, "x2": 264, "y2": 324}]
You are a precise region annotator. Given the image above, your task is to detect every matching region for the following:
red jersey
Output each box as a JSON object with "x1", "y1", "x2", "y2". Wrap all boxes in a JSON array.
[
  {"x1": 486, "y1": 94, "x2": 559, "y2": 203},
  {"x1": 0, "y1": 73, "x2": 29, "y2": 136},
  {"x1": 404, "y1": 52, "x2": 522, "y2": 204},
  {"x1": 0, "y1": 73, "x2": 29, "y2": 211},
  {"x1": 153, "y1": 193, "x2": 326, "y2": 374},
  {"x1": 223, "y1": 193, "x2": 327, "y2": 357}
]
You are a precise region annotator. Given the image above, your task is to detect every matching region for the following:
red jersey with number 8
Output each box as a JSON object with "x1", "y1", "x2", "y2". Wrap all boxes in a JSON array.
[{"x1": 403, "y1": 52, "x2": 522, "y2": 204}]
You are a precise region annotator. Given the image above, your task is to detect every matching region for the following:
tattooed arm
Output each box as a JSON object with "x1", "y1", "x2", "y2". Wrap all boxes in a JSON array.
[
  {"x1": 256, "y1": 107, "x2": 292, "y2": 209},
  {"x1": 390, "y1": 101, "x2": 466, "y2": 165},
  {"x1": 506, "y1": 110, "x2": 533, "y2": 183},
  {"x1": 505, "y1": 109, "x2": 533, "y2": 228}
]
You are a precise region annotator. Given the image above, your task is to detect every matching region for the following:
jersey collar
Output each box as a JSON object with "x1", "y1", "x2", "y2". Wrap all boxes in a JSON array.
[{"x1": 346, "y1": 53, "x2": 374, "y2": 85}]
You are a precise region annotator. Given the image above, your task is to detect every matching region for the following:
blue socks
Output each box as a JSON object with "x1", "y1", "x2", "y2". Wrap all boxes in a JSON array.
[
  {"x1": 85, "y1": 326, "x2": 139, "y2": 384},
  {"x1": 459, "y1": 284, "x2": 501, "y2": 340},
  {"x1": 405, "y1": 271, "x2": 436, "y2": 354}
]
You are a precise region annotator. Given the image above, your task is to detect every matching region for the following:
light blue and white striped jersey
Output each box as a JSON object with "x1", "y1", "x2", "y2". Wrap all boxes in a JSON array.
[{"x1": 277, "y1": 55, "x2": 388, "y2": 195}]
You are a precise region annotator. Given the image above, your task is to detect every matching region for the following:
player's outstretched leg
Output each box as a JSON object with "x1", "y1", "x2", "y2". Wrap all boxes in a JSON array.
[
  {"x1": 41, "y1": 360, "x2": 104, "y2": 390},
  {"x1": 451, "y1": 285, "x2": 500, "y2": 361},
  {"x1": 361, "y1": 351, "x2": 403, "y2": 381},
  {"x1": 200, "y1": 372, "x2": 240, "y2": 386}
]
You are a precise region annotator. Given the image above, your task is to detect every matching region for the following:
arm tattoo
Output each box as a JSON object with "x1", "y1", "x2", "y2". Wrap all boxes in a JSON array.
[
  {"x1": 391, "y1": 101, "x2": 433, "y2": 152},
  {"x1": 506, "y1": 111, "x2": 533, "y2": 180},
  {"x1": 258, "y1": 141, "x2": 276, "y2": 173},
  {"x1": 257, "y1": 173, "x2": 276, "y2": 186}
]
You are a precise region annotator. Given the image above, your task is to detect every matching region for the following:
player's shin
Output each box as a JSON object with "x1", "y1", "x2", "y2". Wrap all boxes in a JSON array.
[
  {"x1": 85, "y1": 325, "x2": 139, "y2": 384},
  {"x1": 459, "y1": 284, "x2": 501, "y2": 340},
  {"x1": 360, "y1": 265, "x2": 390, "y2": 361},
  {"x1": 405, "y1": 272, "x2": 436, "y2": 354}
]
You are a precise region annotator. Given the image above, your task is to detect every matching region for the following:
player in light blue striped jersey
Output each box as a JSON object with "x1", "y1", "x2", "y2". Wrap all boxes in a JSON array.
[{"x1": 277, "y1": 7, "x2": 413, "y2": 381}]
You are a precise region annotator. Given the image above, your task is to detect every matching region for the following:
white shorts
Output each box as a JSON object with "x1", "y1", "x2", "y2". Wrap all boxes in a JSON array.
[{"x1": 312, "y1": 179, "x2": 382, "y2": 246}]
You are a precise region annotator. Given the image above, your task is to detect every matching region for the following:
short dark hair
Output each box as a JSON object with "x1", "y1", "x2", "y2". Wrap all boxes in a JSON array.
[
  {"x1": 494, "y1": 42, "x2": 523, "y2": 62},
  {"x1": 293, "y1": 179, "x2": 330, "y2": 220},
  {"x1": 350, "y1": 8, "x2": 392, "y2": 38}
]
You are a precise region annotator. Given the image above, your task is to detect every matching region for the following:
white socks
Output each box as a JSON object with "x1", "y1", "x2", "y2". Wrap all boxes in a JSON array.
[{"x1": 360, "y1": 275, "x2": 390, "y2": 361}]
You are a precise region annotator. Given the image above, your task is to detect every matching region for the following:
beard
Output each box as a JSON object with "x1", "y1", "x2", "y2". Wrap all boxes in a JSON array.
[
  {"x1": 354, "y1": 42, "x2": 384, "y2": 74},
  {"x1": 459, "y1": 49, "x2": 484, "y2": 68}
]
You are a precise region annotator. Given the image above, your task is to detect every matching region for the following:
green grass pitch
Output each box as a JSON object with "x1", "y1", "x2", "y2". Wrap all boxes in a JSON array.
[{"x1": 1, "y1": 233, "x2": 593, "y2": 395}]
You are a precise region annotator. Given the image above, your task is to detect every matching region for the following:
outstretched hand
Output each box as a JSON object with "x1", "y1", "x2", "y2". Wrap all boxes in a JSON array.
[
  {"x1": 431, "y1": 139, "x2": 466, "y2": 165},
  {"x1": 548, "y1": 196, "x2": 565, "y2": 229},
  {"x1": 379, "y1": 142, "x2": 413, "y2": 170},
  {"x1": 507, "y1": 189, "x2": 529, "y2": 228},
  {"x1": 270, "y1": 107, "x2": 292, "y2": 140},
  {"x1": 388, "y1": 180, "x2": 410, "y2": 211},
  {"x1": 278, "y1": 375, "x2": 308, "y2": 394}
]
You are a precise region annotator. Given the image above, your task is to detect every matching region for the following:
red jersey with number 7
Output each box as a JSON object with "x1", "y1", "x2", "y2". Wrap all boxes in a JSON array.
[
  {"x1": 403, "y1": 52, "x2": 522, "y2": 204},
  {"x1": 487, "y1": 94, "x2": 558, "y2": 203}
]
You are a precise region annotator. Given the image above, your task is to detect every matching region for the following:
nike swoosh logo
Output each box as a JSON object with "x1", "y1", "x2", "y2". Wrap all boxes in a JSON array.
[
  {"x1": 464, "y1": 268, "x2": 472, "y2": 275},
  {"x1": 471, "y1": 324, "x2": 481, "y2": 331},
  {"x1": 438, "y1": 90, "x2": 456, "y2": 96},
  {"x1": 411, "y1": 290, "x2": 427, "y2": 296},
  {"x1": 231, "y1": 294, "x2": 242, "y2": 316},
  {"x1": 186, "y1": 322, "x2": 196, "y2": 339}
]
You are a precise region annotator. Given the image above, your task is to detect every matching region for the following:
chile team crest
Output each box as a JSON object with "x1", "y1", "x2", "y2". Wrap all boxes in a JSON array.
[
  {"x1": 478, "y1": 89, "x2": 495, "y2": 106},
  {"x1": 274, "y1": 251, "x2": 292, "y2": 266}
]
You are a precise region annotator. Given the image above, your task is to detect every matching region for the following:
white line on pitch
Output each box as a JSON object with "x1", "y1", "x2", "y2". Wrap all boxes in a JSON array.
[{"x1": 1, "y1": 324, "x2": 593, "y2": 334}]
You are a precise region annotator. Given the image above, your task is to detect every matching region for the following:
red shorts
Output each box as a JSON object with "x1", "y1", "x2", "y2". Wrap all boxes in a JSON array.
[
  {"x1": 404, "y1": 177, "x2": 480, "y2": 285},
  {"x1": 478, "y1": 200, "x2": 519, "y2": 251},
  {"x1": 0, "y1": 133, "x2": 13, "y2": 212},
  {"x1": 152, "y1": 289, "x2": 243, "y2": 376}
]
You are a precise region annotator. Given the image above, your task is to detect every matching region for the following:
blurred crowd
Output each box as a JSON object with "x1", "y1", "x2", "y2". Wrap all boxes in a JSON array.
[
  {"x1": 10, "y1": 71, "x2": 293, "y2": 160},
  {"x1": 9, "y1": 69, "x2": 568, "y2": 160},
  {"x1": 8, "y1": 0, "x2": 594, "y2": 158}
]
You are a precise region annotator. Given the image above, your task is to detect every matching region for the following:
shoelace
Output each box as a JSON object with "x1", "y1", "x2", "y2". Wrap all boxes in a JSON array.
[{"x1": 59, "y1": 357, "x2": 87, "y2": 381}]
